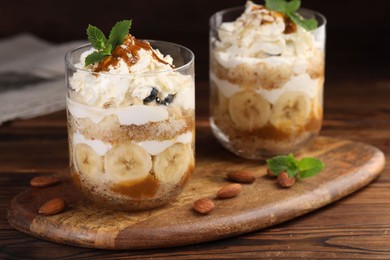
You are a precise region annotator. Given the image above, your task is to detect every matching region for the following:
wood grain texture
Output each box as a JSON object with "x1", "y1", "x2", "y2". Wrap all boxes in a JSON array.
[
  {"x1": 7, "y1": 134, "x2": 385, "y2": 250},
  {"x1": 1, "y1": 79, "x2": 390, "y2": 258}
]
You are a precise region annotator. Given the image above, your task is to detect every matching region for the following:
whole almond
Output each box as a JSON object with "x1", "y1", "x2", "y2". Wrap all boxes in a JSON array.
[
  {"x1": 227, "y1": 170, "x2": 256, "y2": 183},
  {"x1": 267, "y1": 168, "x2": 276, "y2": 177},
  {"x1": 217, "y1": 183, "x2": 242, "y2": 199},
  {"x1": 39, "y1": 198, "x2": 65, "y2": 215},
  {"x1": 277, "y1": 171, "x2": 296, "y2": 188},
  {"x1": 193, "y1": 198, "x2": 215, "y2": 214},
  {"x1": 30, "y1": 176, "x2": 60, "y2": 188}
]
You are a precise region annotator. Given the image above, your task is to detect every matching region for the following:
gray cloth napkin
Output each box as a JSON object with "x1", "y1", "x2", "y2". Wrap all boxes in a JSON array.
[{"x1": 0, "y1": 34, "x2": 86, "y2": 125}]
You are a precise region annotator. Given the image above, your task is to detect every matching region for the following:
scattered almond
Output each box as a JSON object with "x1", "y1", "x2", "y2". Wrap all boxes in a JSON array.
[
  {"x1": 216, "y1": 183, "x2": 242, "y2": 199},
  {"x1": 227, "y1": 170, "x2": 256, "y2": 183},
  {"x1": 267, "y1": 168, "x2": 276, "y2": 177},
  {"x1": 39, "y1": 198, "x2": 65, "y2": 215},
  {"x1": 193, "y1": 198, "x2": 215, "y2": 214},
  {"x1": 277, "y1": 171, "x2": 296, "y2": 188},
  {"x1": 30, "y1": 176, "x2": 60, "y2": 188}
]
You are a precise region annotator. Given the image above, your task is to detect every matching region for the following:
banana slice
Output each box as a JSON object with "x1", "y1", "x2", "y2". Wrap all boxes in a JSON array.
[
  {"x1": 270, "y1": 92, "x2": 312, "y2": 132},
  {"x1": 105, "y1": 142, "x2": 152, "y2": 182},
  {"x1": 218, "y1": 90, "x2": 229, "y2": 114},
  {"x1": 228, "y1": 91, "x2": 271, "y2": 131},
  {"x1": 74, "y1": 143, "x2": 104, "y2": 181},
  {"x1": 153, "y1": 143, "x2": 194, "y2": 184}
]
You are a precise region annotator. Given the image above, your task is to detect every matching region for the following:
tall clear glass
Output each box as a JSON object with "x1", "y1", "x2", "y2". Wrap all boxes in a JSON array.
[
  {"x1": 209, "y1": 6, "x2": 326, "y2": 159},
  {"x1": 65, "y1": 41, "x2": 195, "y2": 211}
]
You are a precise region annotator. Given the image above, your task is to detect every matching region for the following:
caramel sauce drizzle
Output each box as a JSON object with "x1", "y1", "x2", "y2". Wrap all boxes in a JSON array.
[
  {"x1": 252, "y1": 7, "x2": 297, "y2": 34},
  {"x1": 94, "y1": 35, "x2": 174, "y2": 73},
  {"x1": 283, "y1": 16, "x2": 297, "y2": 34}
]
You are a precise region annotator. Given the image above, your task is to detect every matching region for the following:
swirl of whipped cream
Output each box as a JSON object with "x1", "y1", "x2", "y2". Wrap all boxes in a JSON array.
[
  {"x1": 215, "y1": 1, "x2": 319, "y2": 60},
  {"x1": 69, "y1": 36, "x2": 194, "y2": 109}
]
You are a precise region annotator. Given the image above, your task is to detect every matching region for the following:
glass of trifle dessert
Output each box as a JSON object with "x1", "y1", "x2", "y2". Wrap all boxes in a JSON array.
[
  {"x1": 65, "y1": 20, "x2": 195, "y2": 211},
  {"x1": 210, "y1": 0, "x2": 326, "y2": 159}
]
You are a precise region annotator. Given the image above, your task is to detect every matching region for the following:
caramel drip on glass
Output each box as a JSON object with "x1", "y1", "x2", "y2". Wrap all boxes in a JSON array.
[{"x1": 283, "y1": 16, "x2": 297, "y2": 34}]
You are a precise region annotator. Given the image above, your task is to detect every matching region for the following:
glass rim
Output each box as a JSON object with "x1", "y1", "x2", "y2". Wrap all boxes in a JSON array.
[
  {"x1": 210, "y1": 6, "x2": 327, "y2": 32},
  {"x1": 65, "y1": 40, "x2": 195, "y2": 77}
]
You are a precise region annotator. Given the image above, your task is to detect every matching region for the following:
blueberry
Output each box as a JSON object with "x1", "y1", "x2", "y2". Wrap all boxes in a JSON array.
[
  {"x1": 143, "y1": 87, "x2": 158, "y2": 103},
  {"x1": 163, "y1": 94, "x2": 175, "y2": 105},
  {"x1": 156, "y1": 94, "x2": 175, "y2": 105}
]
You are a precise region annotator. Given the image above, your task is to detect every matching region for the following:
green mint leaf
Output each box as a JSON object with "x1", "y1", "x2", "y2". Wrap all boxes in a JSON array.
[
  {"x1": 300, "y1": 18, "x2": 318, "y2": 31},
  {"x1": 265, "y1": 0, "x2": 286, "y2": 13},
  {"x1": 101, "y1": 43, "x2": 112, "y2": 56},
  {"x1": 267, "y1": 153, "x2": 325, "y2": 179},
  {"x1": 84, "y1": 51, "x2": 107, "y2": 66},
  {"x1": 109, "y1": 20, "x2": 132, "y2": 50},
  {"x1": 87, "y1": 25, "x2": 108, "y2": 50},
  {"x1": 285, "y1": 0, "x2": 301, "y2": 13},
  {"x1": 297, "y1": 157, "x2": 325, "y2": 178},
  {"x1": 266, "y1": 153, "x2": 299, "y2": 177},
  {"x1": 288, "y1": 12, "x2": 318, "y2": 31},
  {"x1": 84, "y1": 20, "x2": 132, "y2": 67},
  {"x1": 286, "y1": 166, "x2": 300, "y2": 178},
  {"x1": 266, "y1": 0, "x2": 318, "y2": 31}
]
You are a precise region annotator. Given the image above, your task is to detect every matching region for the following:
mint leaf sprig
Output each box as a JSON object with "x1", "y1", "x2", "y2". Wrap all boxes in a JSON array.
[
  {"x1": 84, "y1": 20, "x2": 132, "y2": 66},
  {"x1": 265, "y1": 0, "x2": 318, "y2": 31},
  {"x1": 267, "y1": 153, "x2": 325, "y2": 187}
]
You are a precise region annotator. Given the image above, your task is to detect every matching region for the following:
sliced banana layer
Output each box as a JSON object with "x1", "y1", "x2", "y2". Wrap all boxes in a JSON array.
[
  {"x1": 270, "y1": 91, "x2": 312, "y2": 132},
  {"x1": 153, "y1": 143, "x2": 194, "y2": 184},
  {"x1": 74, "y1": 143, "x2": 104, "y2": 180},
  {"x1": 105, "y1": 142, "x2": 152, "y2": 182},
  {"x1": 218, "y1": 90, "x2": 230, "y2": 114},
  {"x1": 228, "y1": 91, "x2": 271, "y2": 131}
]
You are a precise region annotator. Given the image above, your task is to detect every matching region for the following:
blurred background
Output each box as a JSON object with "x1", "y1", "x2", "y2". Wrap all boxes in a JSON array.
[{"x1": 1, "y1": 0, "x2": 389, "y2": 82}]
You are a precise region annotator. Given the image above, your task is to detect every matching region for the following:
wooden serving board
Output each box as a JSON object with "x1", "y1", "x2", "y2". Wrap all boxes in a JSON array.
[{"x1": 7, "y1": 126, "x2": 385, "y2": 250}]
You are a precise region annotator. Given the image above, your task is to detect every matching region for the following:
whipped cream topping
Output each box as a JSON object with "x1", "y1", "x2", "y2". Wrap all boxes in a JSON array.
[
  {"x1": 213, "y1": 1, "x2": 322, "y2": 64},
  {"x1": 69, "y1": 36, "x2": 194, "y2": 109},
  {"x1": 137, "y1": 132, "x2": 193, "y2": 156},
  {"x1": 73, "y1": 131, "x2": 193, "y2": 156}
]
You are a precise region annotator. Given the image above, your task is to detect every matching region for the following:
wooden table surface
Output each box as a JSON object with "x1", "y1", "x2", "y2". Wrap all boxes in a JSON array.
[{"x1": 1, "y1": 79, "x2": 390, "y2": 259}]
